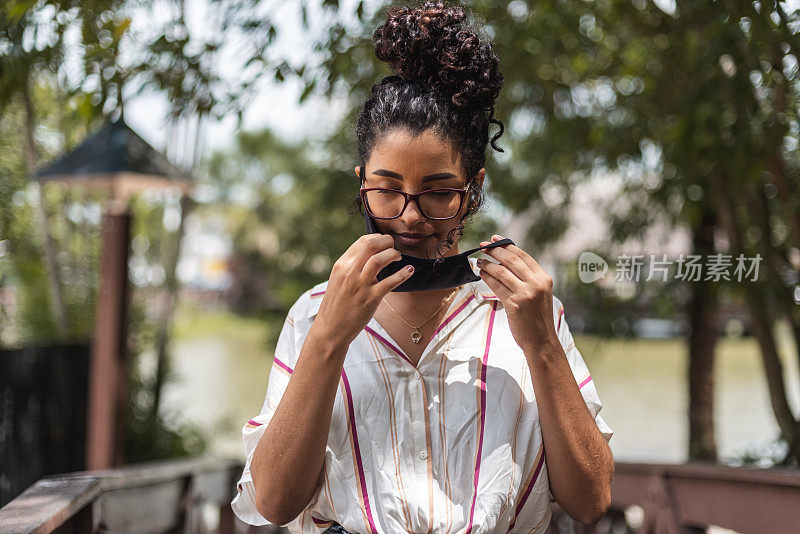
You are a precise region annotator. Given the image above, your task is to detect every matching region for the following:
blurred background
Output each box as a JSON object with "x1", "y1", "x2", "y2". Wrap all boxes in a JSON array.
[{"x1": 2, "y1": 0, "x2": 800, "y2": 531}]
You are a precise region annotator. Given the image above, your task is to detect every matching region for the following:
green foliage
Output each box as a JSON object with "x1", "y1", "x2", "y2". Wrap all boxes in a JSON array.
[
  {"x1": 285, "y1": 1, "x2": 799, "y2": 265},
  {"x1": 124, "y1": 296, "x2": 208, "y2": 463},
  {"x1": 0, "y1": 79, "x2": 102, "y2": 346},
  {"x1": 274, "y1": 0, "x2": 800, "y2": 464},
  {"x1": 6, "y1": 0, "x2": 800, "y2": 466},
  {"x1": 1, "y1": 0, "x2": 285, "y2": 462}
]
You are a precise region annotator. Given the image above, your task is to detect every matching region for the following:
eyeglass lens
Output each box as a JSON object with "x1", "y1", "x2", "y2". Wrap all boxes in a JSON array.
[{"x1": 364, "y1": 189, "x2": 462, "y2": 219}]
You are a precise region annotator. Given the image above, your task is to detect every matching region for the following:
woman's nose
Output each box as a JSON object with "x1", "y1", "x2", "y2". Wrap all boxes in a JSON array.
[{"x1": 398, "y1": 196, "x2": 427, "y2": 225}]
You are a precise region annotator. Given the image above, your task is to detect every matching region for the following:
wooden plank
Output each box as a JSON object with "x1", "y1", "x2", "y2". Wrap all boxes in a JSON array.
[
  {"x1": 611, "y1": 462, "x2": 800, "y2": 533},
  {"x1": 75, "y1": 456, "x2": 236, "y2": 490},
  {"x1": 615, "y1": 462, "x2": 800, "y2": 487},
  {"x1": 0, "y1": 458, "x2": 243, "y2": 534},
  {"x1": 0, "y1": 476, "x2": 101, "y2": 534},
  {"x1": 668, "y1": 471, "x2": 800, "y2": 533}
]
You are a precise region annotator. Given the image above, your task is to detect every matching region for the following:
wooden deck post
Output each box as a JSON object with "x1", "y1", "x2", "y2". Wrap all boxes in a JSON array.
[{"x1": 86, "y1": 200, "x2": 131, "y2": 470}]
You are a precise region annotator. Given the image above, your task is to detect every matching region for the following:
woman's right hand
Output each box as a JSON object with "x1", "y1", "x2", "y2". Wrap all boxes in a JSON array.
[{"x1": 313, "y1": 234, "x2": 413, "y2": 350}]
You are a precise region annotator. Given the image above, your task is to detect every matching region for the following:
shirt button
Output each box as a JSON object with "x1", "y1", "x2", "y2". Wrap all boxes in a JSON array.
[{"x1": 419, "y1": 450, "x2": 428, "y2": 460}]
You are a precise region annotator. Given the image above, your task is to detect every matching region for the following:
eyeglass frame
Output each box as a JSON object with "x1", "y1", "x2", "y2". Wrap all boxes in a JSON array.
[{"x1": 359, "y1": 174, "x2": 476, "y2": 220}]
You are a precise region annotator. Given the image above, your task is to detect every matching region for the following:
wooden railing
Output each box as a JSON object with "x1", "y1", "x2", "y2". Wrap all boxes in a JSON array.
[
  {"x1": 0, "y1": 456, "x2": 267, "y2": 534},
  {"x1": 548, "y1": 460, "x2": 800, "y2": 533},
  {"x1": 598, "y1": 461, "x2": 800, "y2": 534},
  {"x1": 2, "y1": 459, "x2": 799, "y2": 533}
]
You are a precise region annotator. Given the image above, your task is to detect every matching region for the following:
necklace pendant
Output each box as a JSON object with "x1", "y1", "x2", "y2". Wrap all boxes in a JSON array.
[{"x1": 411, "y1": 330, "x2": 422, "y2": 344}]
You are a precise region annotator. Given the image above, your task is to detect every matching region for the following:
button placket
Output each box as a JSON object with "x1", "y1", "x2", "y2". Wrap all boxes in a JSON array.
[
  {"x1": 409, "y1": 367, "x2": 431, "y2": 524},
  {"x1": 415, "y1": 370, "x2": 428, "y2": 469},
  {"x1": 414, "y1": 285, "x2": 480, "y2": 370},
  {"x1": 410, "y1": 384, "x2": 428, "y2": 476}
]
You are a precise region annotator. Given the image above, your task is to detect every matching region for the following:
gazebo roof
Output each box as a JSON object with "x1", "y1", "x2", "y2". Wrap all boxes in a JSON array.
[{"x1": 34, "y1": 117, "x2": 192, "y2": 198}]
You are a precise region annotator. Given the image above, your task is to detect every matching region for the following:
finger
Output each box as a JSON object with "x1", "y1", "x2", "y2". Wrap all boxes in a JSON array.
[
  {"x1": 342, "y1": 234, "x2": 391, "y2": 265},
  {"x1": 352, "y1": 234, "x2": 396, "y2": 274},
  {"x1": 478, "y1": 267, "x2": 513, "y2": 300},
  {"x1": 354, "y1": 234, "x2": 395, "y2": 262},
  {"x1": 479, "y1": 245, "x2": 532, "y2": 284},
  {"x1": 374, "y1": 264, "x2": 414, "y2": 295},
  {"x1": 477, "y1": 258, "x2": 525, "y2": 292},
  {"x1": 363, "y1": 247, "x2": 402, "y2": 280},
  {"x1": 490, "y1": 235, "x2": 545, "y2": 274}
]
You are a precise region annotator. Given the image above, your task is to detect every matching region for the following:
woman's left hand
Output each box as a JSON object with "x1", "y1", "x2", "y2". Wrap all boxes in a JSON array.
[{"x1": 476, "y1": 234, "x2": 558, "y2": 354}]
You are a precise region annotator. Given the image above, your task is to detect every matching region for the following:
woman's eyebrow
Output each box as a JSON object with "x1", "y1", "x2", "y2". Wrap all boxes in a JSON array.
[{"x1": 372, "y1": 168, "x2": 458, "y2": 183}]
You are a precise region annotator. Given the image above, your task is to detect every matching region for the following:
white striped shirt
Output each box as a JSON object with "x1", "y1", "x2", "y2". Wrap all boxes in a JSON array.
[{"x1": 231, "y1": 257, "x2": 614, "y2": 533}]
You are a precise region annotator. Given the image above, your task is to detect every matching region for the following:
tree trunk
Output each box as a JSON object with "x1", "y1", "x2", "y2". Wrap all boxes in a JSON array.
[
  {"x1": 145, "y1": 112, "x2": 202, "y2": 432},
  {"x1": 146, "y1": 193, "x2": 195, "y2": 432},
  {"x1": 710, "y1": 169, "x2": 800, "y2": 465},
  {"x1": 746, "y1": 188, "x2": 800, "y2": 465},
  {"x1": 687, "y1": 207, "x2": 718, "y2": 462}
]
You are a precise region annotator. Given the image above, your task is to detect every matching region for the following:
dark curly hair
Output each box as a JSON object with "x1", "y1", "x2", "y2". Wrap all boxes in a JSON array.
[{"x1": 349, "y1": 1, "x2": 505, "y2": 260}]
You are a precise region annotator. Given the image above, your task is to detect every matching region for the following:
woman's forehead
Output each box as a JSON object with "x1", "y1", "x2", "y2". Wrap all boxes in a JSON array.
[{"x1": 369, "y1": 129, "x2": 462, "y2": 175}]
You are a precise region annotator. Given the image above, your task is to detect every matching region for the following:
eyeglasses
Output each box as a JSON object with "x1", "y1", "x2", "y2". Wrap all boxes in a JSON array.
[{"x1": 360, "y1": 176, "x2": 474, "y2": 220}]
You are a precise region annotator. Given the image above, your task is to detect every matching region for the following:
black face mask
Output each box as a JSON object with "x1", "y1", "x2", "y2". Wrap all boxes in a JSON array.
[{"x1": 363, "y1": 198, "x2": 515, "y2": 292}]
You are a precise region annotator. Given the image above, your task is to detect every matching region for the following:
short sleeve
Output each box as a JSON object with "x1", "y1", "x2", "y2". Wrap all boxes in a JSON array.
[
  {"x1": 553, "y1": 296, "x2": 614, "y2": 444},
  {"x1": 231, "y1": 308, "x2": 300, "y2": 526}
]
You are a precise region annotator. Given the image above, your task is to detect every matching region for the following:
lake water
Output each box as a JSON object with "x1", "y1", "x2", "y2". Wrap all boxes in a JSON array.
[{"x1": 158, "y1": 312, "x2": 800, "y2": 466}]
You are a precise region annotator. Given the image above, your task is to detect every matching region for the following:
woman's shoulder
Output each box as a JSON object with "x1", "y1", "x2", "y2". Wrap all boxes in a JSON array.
[{"x1": 287, "y1": 280, "x2": 330, "y2": 324}]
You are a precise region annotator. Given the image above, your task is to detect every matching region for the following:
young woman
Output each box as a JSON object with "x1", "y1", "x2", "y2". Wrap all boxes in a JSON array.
[{"x1": 232, "y1": 3, "x2": 614, "y2": 532}]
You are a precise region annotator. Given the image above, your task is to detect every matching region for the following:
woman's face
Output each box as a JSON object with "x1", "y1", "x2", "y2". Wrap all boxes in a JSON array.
[{"x1": 355, "y1": 128, "x2": 485, "y2": 257}]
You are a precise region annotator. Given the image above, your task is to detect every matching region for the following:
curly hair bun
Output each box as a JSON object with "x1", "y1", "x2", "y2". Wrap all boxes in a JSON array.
[{"x1": 372, "y1": 1, "x2": 503, "y2": 111}]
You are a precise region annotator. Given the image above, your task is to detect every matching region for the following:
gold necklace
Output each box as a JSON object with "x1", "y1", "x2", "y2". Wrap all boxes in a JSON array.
[{"x1": 381, "y1": 286, "x2": 461, "y2": 344}]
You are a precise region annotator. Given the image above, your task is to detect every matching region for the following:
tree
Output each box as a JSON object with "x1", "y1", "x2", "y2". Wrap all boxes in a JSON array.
[
  {"x1": 265, "y1": 0, "x2": 800, "y2": 465},
  {"x1": 1, "y1": 0, "x2": 91, "y2": 339},
  {"x1": 1, "y1": 0, "x2": 288, "y2": 462}
]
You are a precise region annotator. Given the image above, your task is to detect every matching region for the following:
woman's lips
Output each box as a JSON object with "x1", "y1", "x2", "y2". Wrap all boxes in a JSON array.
[{"x1": 394, "y1": 233, "x2": 433, "y2": 246}]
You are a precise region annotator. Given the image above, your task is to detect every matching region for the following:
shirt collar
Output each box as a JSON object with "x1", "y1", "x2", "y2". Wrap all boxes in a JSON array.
[{"x1": 303, "y1": 257, "x2": 500, "y2": 320}]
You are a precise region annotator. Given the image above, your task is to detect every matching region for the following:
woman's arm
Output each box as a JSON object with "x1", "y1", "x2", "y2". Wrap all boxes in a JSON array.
[
  {"x1": 474, "y1": 236, "x2": 613, "y2": 525},
  {"x1": 523, "y1": 340, "x2": 614, "y2": 525},
  {"x1": 249, "y1": 322, "x2": 348, "y2": 526},
  {"x1": 249, "y1": 233, "x2": 413, "y2": 525}
]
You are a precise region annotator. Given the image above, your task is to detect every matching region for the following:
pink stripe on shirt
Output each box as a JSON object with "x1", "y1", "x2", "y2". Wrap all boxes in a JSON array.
[
  {"x1": 432, "y1": 294, "x2": 476, "y2": 338},
  {"x1": 578, "y1": 374, "x2": 592, "y2": 389},
  {"x1": 507, "y1": 447, "x2": 546, "y2": 532},
  {"x1": 273, "y1": 357, "x2": 294, "y2": 375},
  {"x1": 465, "y1": 300, "x2": 497, "y2": 534},
  {"x1": 364, "y1": 325, "x2": 414, "y2": 367},
  {"x1": 340, "y1": 370, "x2": 379, "y2": 534}
]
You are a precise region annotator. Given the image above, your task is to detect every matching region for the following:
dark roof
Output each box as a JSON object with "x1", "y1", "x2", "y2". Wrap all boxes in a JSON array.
[{"x1": 34, "y1": 117, "x2": 189, "y2": 181}]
